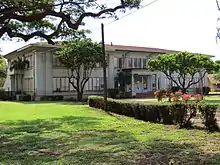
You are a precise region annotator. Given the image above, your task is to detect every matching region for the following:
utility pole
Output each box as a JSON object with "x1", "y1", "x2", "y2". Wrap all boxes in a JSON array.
[{"x1": 101, "y1": 23, "x2": 107, "y2": 111}]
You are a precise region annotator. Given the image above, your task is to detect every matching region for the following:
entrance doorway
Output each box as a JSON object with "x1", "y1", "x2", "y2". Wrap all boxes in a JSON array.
[{"x1": 134, "y1": 75, "x2": 150, "y2": 94}]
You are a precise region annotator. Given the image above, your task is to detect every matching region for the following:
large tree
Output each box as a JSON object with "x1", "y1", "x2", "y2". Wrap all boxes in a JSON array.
[
  {"x1": 57, "y1": 39, "x2": 102, "y2": 101},
  {"x1": 0, "y1": 0, "x2": 141, "y2": 44},
  {"x1": 148, "y1": 52, "x2": 215, "y2": 93}
]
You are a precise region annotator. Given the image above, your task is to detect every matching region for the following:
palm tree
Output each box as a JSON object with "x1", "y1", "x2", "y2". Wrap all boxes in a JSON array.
[{"x1": 10, "y1": 56, "x2": 29, "y2": 94}]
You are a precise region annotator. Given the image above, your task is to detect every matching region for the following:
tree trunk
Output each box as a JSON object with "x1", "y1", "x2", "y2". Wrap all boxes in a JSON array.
[
  {"x1": 181, "y1": 88, "x2": 187, "y2": 94},
  {"x1": 77, "y1": 91, "x2": 83, "y2": 102}
]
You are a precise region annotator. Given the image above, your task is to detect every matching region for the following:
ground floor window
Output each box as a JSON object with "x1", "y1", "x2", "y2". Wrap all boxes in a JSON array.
[{"x1": 52, "y1": 77, "x2": 104, "y2": 92}]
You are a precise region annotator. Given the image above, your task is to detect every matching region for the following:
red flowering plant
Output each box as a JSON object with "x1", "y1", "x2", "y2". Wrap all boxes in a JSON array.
[
  {"x1": 154, "y1": 89, "x2": 166, "y2": 102},
  {"x1": 171, "y1": 91, "x2": 183, "y2": 102},
  {"x1": 181, "y1": 94, "x2": 192, "y2": 103}
]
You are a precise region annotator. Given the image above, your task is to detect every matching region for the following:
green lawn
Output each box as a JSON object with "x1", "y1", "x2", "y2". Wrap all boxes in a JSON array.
[{"x1": 0, "y1": 102, "x2": 220, "y2": 165}]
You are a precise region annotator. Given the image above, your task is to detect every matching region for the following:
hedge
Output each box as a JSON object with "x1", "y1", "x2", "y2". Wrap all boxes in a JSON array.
[
  {"x1": 88, "y1": 96, "x2": 219, "y2": 131},
  {"x1": 19, "y1": 94, "x2": 32, "y2": 101},
  {"x1": 40, "y1": 95, "x2": 64, "y2": 101}
]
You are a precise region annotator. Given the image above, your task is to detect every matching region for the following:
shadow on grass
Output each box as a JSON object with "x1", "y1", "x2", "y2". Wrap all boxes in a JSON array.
[
  {"x1": 0, "y1": 116, "x2": 139, "y2": 164},
  {"x1": 137, "y1": 139, "x2": 220, "y2": 165},
  {"x1": 0, "y1": 116, "x2": 220, "y2": 164}
]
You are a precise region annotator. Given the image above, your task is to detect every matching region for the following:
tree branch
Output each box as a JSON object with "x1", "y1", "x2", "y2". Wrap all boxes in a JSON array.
[
  {"x1": 164, "y1": 72, "x2": 180, "y2": 88},
  {"x1": 186, "y1": 71, "x2": 207, "y2": 89},
  {"x1": 0, "y1": 19, "x2": 64, "y2": 44}
]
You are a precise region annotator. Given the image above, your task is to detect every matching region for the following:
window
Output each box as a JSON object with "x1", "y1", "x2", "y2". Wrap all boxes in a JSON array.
[
  {"x1": 52, "y1": 77, "x2": 104, "y2": 92},
  {"x1": 91, "y1": 77, "x2": 104, "y2": 91},
  {"x1": 119, "y1": 58, "x2": 123, "y2": 68},
  {"x1": 25, "y1": 55, "x2": 33, "y2": 69},
  {"x1": 114, "y1": 57, "x2": 118, "y2": 68},
  {"x1": 138, "y1": 58, "x2": 142, "y2": 68},
  {"x1": 53, "y1": 77, "x2": 70, "y2": 92},
  {"x1": 128, "y1": 58, "x2": 132, "y2": 68},
  {"x1": 143, "y1": 58, "x2": 147, "y2": 68},
  {"x1": 134, "y1": 58, "x2": 138, "y2": 68},
  {"x1": 52, "y1": 53, "x2": 65, "y2": 67}
]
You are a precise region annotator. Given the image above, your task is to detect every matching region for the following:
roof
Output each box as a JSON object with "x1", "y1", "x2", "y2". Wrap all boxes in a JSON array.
[
  {"x1": 208, "y1": 74, "x2": 220, "y2": 84},
  {"x1": 3, "y1": 41, "x2": 215, "y2": 59},
  {"x1": 104, "y1": 44, "x2": 177, "y2": 53}
]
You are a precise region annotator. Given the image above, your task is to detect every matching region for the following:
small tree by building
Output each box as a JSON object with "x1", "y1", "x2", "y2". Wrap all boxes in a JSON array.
[
  {"x1": 148, "y1": 52, "x2": 215, "y2": 93},
  {"x1": 9, "y1": 57, "x2": 29, "y2": 94},
  {"x1": 0, "y1": 56, "x2": 7, "y2": 87},
  {"x1": 57, "y1": 39, "x2": 103, "y2": 101}
]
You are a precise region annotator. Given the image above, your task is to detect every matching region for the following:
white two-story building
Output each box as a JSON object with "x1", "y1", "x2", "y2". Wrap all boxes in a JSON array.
[{"x1": 3, "y1": 42, "x2": 210, "y2": 100}]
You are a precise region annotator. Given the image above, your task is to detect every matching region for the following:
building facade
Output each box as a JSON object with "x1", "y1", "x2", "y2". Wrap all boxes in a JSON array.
[{"x1": 3, "y1": 43, "x2": 209, "y2": 100}]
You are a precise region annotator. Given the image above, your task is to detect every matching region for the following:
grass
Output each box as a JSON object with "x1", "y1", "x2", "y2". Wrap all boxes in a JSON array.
[{"x1": 0, "y1": 101, "x2": 220, "y2": 164}]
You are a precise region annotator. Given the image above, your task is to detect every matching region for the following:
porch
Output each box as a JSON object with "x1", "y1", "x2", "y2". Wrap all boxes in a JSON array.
[{"x1": 115, "y1": 69, "x2": 158, "y2": 98}]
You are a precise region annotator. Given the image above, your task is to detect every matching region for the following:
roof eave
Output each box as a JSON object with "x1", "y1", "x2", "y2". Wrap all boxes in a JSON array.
[{"x1": 3, "y1": 44, "x2": 60, "y2": 59}]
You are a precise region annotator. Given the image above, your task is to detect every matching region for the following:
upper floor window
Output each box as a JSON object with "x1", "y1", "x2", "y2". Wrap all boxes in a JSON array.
[
  {"x1": 26, "y1": 55, "x2": 33, "y2": 68},
  {"x1": 52, "y1": 54, "x2": 65, "y2": 67},
  {"x1": 133, "y1": 58, "x2": 138, "y2": 68},
  {"x1": 128, "y1": 58, "x2": 132, "y2": 68}
]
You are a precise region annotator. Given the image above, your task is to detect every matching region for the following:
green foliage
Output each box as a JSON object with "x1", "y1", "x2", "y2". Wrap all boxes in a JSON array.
[
  {"x1": 9, "y1": 56, "x2": 29, "y2": 72},
  {"x1": 57, "y1": 39, "x2": 102, "y2": 101},
  {"x1": 115, "y1": 70, "x2": 131, "y2": 92},
  {"x1": 40, "y1": 95, "x2": 64, "y2": 101},
  {"x1": 0, "y1": 56, "x2": 6, "y2": 78},
  {"x1": 19, "y1": 94, "x2": 32, "y2": 101},
  {"x1": 108, "y1": 89, "x2": 119, "y2": 99},
  {"x1": 148, "y1": 52, "x2": 215, "y2": 93},
  {"x1": 1, "y1": 0, "x2": 141, "y2": 43},
  {"x1": 88, "y1": 96, "x2": 219, "y2": 131},
  {"x1": 198, "y1": 104, "x2": 219, "y2": 132}
]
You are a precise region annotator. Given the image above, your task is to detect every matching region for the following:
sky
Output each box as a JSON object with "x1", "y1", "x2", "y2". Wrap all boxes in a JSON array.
[{"x1": 1, "y1": 0, "x2": 220, "y2": 59}]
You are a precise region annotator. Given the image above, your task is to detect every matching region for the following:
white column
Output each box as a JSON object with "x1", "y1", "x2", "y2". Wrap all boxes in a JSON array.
[
  {"x1": 132, "y1": 72, "x2": 136, "y2": 97},
  {"x1": 45, "y1": 52, "x2": 53, "y2": 95},
  {"x1": 35, "y1": 52, "x2": 46, "y2": 96}
]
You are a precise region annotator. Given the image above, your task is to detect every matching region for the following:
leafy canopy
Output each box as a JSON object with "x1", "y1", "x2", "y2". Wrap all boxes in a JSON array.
[
  {"x1": 1, "y1": 0, "x2": 142, "y2": 44},
  {"x1": 9, "y1": 57, "x2": 29, "y2": 72},
  {"x1": 57, "y1": 38, "x2": 103, "y2": 101},
  {"x1": 58, "y1": 39, "x2": 102, "y2": 70},
  {"x1": 0, "y1": 56, "x2": 6, "y2": 78},
  {"x1": 148, "y1": 52, "x2": 215, "y2": 92}
]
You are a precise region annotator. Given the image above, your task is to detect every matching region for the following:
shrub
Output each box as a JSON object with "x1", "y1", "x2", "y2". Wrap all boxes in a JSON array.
[
  {"x1": 88, "y1": 96, "x2": 199, "y2": 128},
  {"x1": 203, "y1": 87, "x2": 210, "y2": 95},
  {"x1": 154, "y1": 89, "x2": 166, "y2": 102},
  {"x1": 181, "y1": 94, "x2": 192, "y2": 103},
  {"x1": 171, "y1": 86, "x2": 180, "y2": 93},
  {"x1": 88, "y1": 96, "x2": 219, "y2": 131},
  {"x1": 198, "y1": 104, "x2": 219, "y2": 132},
  {"x1": 170, "y1": 103, "x2": 197, "y2": 128},
  {"x1": 19, "y1": 95, "x2": 32, "y2": 101},
  {"x1": 40, "y1": 95, "x2": 64, "y2": 101},
  {"x1": 108, "y1": 89, "x2": 119, "y2": 99},
  {"x1": 171, "y1": 91, "x2": 182, "y2": 102}
]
